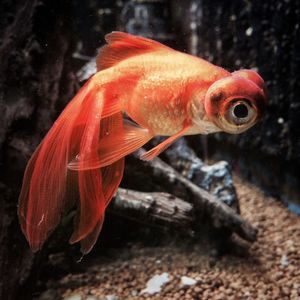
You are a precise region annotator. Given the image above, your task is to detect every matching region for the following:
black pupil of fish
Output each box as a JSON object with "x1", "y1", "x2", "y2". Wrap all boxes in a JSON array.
[{"x1": 233, "y1": 104, "x2": 248, "y2": 118}]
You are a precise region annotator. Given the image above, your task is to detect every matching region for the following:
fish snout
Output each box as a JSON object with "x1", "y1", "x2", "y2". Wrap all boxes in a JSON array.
[{"x1": 204, "y1": 74, "x2": 267, "y2": 134}]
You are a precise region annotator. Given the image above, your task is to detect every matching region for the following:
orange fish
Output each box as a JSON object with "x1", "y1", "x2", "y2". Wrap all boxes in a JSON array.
[{"x1": 18, "y1": 32, "x2": 267, "y2": 254}]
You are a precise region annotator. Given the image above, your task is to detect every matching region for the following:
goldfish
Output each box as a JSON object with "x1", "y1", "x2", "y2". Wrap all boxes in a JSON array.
[{"x1": 18, "y1": 32, "x2": 267, "y2": 254}]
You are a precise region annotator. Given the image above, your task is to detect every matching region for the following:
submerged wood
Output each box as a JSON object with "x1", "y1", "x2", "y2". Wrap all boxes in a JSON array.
[
  {"x1": 110, "y1": 188, "x2": 194, "y2": 231},
  {"x1": 123, "y1": 149, "x2": 257, "y2": 243}
]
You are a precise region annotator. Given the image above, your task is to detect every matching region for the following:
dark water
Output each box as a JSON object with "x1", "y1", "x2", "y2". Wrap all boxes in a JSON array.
[{"x1": 1, "y1": 0, "x2": 300, "y2": 299}]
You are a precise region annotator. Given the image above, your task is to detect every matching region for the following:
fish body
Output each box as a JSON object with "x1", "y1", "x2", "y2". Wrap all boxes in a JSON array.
[
  {"x1": 98, "y1": 49, "x2": 229, "y2": 136},
  {"x1": 18, "y1": 32, "x2": 267, "y2": 254}
]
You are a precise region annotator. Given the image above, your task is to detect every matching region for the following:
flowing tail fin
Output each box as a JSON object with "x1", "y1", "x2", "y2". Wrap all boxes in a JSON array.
[{"x1": 18, "y1": 76, "x2": 122, "y2": 253}]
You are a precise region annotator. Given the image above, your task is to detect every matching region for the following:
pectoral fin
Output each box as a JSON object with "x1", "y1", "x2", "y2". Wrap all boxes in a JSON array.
[
  {"x1": 140, "y1": 124, "x2": 191, "y2": 161},
  {"x1": 68, "y1": 120, "x2": 153, "y2": 171}
]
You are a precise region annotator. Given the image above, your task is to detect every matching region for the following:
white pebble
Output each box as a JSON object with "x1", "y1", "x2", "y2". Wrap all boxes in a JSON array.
[
  {"x1": 106, "y1": 295, "x2": 118, "y2": 300},
  {"x1": 181, "y1": 276, "x2": 197, "y2": 286},
  {"x1": 141, "y1": 272, "x2": 170, "y2": 295},
  {"x1": 281, "y1": 254, "x2": 289, "y2": 267}
]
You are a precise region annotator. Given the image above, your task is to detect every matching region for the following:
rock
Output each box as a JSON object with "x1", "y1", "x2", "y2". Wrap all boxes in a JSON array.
[
  {"x1": 280, "y1": 254, "x2": 289, "y2": 267},
  {"x1": 181, "y1": 276, "x2": 197, "y2": 286},
  {"x1": 105, "y1": 295, "x2": 118, "y2": 300},
  {"x1": 198, "y1": 161, "x2": 237, "y2": 207},
  {"x1": 140, "y1": 272, "x2": 170, "y2": 295},
  {"x1": 164, "y1": 138, "x2": 239, "y2": 210}
]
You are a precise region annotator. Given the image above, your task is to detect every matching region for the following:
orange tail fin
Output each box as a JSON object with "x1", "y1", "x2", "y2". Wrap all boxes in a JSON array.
[
  {"x1": 18, "y1": 79, "x2": 94, "y2": 251},
  {"x1": 18, "y1": 76, "x2": 122, "y2": 253}
]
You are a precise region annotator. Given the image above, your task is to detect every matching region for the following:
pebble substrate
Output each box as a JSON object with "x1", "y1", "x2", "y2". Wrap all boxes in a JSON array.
[{"x1": 40, "y1": 178, "x2": 300, "y2": 300}]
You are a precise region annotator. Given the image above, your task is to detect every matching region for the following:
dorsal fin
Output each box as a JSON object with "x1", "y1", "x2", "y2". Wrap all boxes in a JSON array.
[{"x1": 96, "y1": 32, "x2": 171, "y2": 71}]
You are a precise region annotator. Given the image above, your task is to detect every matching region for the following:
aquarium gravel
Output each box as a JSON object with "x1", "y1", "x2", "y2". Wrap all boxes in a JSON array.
[{"x1": 38, "y1": 178, "x2": 300, "y2": 300}]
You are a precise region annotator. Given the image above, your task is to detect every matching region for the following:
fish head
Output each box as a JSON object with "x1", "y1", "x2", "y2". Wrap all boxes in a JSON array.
[{"x1": 204, "y1": 71, "x2": 267, "y2": 134}]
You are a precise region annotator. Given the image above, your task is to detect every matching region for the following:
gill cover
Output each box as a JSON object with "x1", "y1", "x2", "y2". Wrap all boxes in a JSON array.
[{"x1": 204, "y1": 70, "x2": 267, "y2": 134}]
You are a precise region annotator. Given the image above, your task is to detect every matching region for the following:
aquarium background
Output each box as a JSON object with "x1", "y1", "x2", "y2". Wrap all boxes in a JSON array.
[{"x1": 0, "y1": 0, "x2": 299, "y2": 299}]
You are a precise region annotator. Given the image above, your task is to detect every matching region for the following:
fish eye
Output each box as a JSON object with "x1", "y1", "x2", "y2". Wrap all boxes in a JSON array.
[
  {"x1": 225, "y1": 99, "x2": 256, "y2": 126},
  {"x1": 233, "y1": 103, "x2": 248, "y2": 118}
]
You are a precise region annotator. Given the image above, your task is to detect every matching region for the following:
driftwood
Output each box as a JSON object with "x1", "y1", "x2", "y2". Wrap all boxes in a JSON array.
[
  {"x1": 122, "y1": 149, "x2": 257, "y2": 243},
  {"x1": 110, "y1": 188, "x2": 194, "y2": 231}
]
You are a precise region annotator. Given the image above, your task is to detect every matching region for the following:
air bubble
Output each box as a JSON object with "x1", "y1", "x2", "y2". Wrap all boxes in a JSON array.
[{"x1": 246, "y1": 27, "x2": 253, "y2": 36}]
